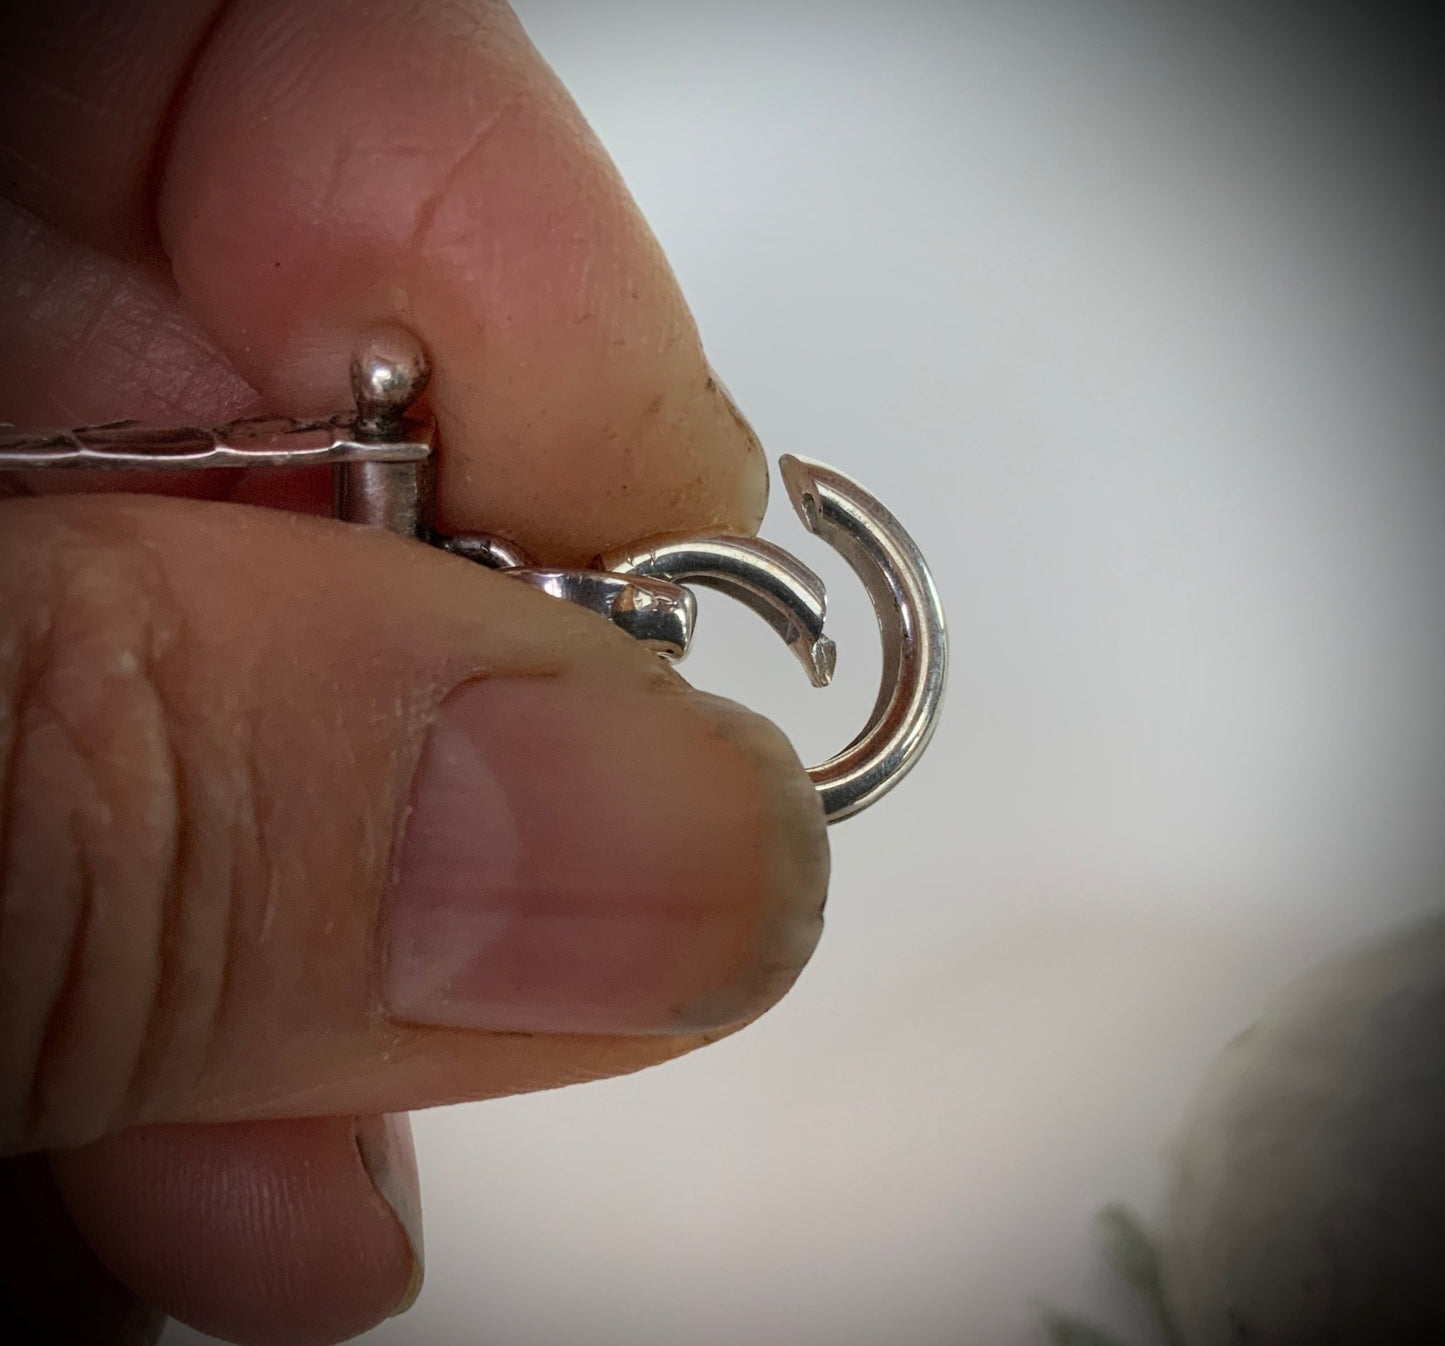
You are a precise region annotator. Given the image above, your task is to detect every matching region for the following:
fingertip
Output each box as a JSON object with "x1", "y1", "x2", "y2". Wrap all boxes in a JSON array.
[
  {"x1": 51, "y1": 1118, "x2": 420, "y2": 1346},
  {"x1": 156, "y1": 0, "x2": 768, "y2": 559}
]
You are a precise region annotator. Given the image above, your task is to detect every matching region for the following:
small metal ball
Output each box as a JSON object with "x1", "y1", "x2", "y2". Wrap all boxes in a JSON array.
[{"x1": 350, "y1": 327, "x2": 430, "y2": 422}]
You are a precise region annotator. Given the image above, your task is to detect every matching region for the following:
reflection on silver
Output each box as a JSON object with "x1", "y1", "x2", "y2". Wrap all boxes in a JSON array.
[
  {"x1": 596, "y1": 461, "x2": 948, "y2": 821},
  {"x1": 597, "y1": 536, "x2": 836, "y2": 687},
  {"x1": 778, "y1": 455, "x2": 948, "y2": 822},
  {"x1": 441, "y1": 533, "x2": 536, "y2": 570},
  {"x1": 337, "y1": 329, "x2": 435, "y2": 538},
  {"x1": 336, "y1": 458, "x2": 434, "y2": 537},
  {"x1": 0, "y1": 332, "x2": 947, "y2": 823},
  {"x1": 0, "y1": 414, "x2": 433, "y2": 471},
  {"x1": 349, "y1": 327, "x2": 432, "y2": 432},
  {"x1": 505, "y1": 569, "x2": 696, "y2": 662}
]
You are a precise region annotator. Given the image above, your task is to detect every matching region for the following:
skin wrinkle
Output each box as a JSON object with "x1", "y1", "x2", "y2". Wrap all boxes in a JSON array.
[
  {"x1": 406, "y1": 97, "x2": 516, "y2": 261},
  {"x1": 0, "y1": 574, "x2": 37, "y2": 942},
  {"x1": 0, "y1": 645, "x2": 54, "y2": 1136},
  {"x1": 201, "y1": 752, "x2": 254, "y2": 1121},
  {"x1": 154, "y1": 779, "x2": 234, "y2": 1121},
  {"x1": 0, "y1": 548, "x2": 88, "y2": 1139},
  {"x1": 115, "y1": 550, "x2": 245, "y2": 1127},
  {"x1": 114, "y1": 631, "x2": 187, "y2": 1132},
  {"x1": 25, "y1": 804, "x2": 94, "y2": 1144},
  {"x1": 241, "y1": 17, "x2": 332, "y2": 136},
  {"x1": 1, "y1": 519, "x2": 240, "y2": 1147},
  {"x1": 309, "y1": 132, "x2": 372, "y2": 239},
  {"x1": 36, "y1": 246, "x2": 132, "y2": 378},
  {"x1": 101, "y1": 297, "x2": 201, "y2": 396},
  {"x1": 31, "y1": 267, "x2": 118, "y2": 365},
  {"x1": 250, "y1": 686, "x2": 284, "y2": 957},
  {"x1": 76, "y1": 279, "x2": 184, "y2": 407},
  {"x1": 0, "y1": 202, "x2": 256, "y2": 427},
  {"x1": 216, "y1": 12, "x2": 511, "y2": 250},
  {"x1": 29, "y1": 576, "x2": 175, "y2": 1145}
]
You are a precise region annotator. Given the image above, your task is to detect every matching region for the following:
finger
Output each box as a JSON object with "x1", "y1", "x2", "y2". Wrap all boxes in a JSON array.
[
  {"x1": 0, "y1": 0, "x2": 222, "y2": 259},
  {"x1": 0, "y1": 1153, "x2": 163, "y2": 1344},
  {"x1": 0, "y1": 199, "x2": 263, "y2": 509},
  {"x1": 1, "y1": 0, "x2": 767, "y2": 562},
  {"x1": 0, "y1": 493, "x2": 828, "y2": 1154},
  {"x1": 0, "y1": 198, "x2": 259, "y2": 430},
  {"x1": 52, "y1": 1117, "x2": 421, "y2": 1346}
]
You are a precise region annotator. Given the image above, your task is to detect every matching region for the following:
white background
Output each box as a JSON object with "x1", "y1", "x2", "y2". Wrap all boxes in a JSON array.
[{"x1": 172, "y1": 3, "x2": 1445, "y2": 1343}]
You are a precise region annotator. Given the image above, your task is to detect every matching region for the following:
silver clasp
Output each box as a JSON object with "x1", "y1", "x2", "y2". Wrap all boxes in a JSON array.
[{"x1": 0, "y1": 330, "x2": 946, "y2": 822}]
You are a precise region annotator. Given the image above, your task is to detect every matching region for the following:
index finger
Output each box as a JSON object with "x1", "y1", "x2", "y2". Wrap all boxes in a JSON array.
[{"x1": 1, "y1": 0, "x2": 767, "y2": 561}]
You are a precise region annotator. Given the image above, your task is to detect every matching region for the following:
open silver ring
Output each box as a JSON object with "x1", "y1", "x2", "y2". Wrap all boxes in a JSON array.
[{"x1": 598, "y1": 457, "x2": 947, "y2": 822}]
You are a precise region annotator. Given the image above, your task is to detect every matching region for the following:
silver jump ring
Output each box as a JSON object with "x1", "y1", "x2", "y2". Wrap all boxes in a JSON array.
[
  {"x1": 780, "y1": 456, "x2": 947, "y2": 821},
  {"x1": 600, "y1": 457, "x2": 947, "y2": 822}
]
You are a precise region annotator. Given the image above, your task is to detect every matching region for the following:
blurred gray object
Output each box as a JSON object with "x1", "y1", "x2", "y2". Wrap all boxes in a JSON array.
[{"x1": 1162, "y1": 914, "x2": 1445, "y2": 1344}]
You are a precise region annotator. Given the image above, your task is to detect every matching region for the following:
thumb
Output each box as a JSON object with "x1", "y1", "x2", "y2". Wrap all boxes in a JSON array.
[{"x1": 0, "y1": 492, "x2": 828, "y2": 1154}]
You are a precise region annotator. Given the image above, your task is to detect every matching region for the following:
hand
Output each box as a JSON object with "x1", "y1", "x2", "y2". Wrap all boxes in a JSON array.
[{"x1": 0, "y1": 3, "x2": 829, "y2": 1341}]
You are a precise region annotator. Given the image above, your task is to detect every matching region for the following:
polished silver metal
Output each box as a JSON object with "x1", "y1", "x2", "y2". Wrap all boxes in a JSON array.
[
  {"x1": 440, "y1": 532, "x2": 535, "y2": 570},
  {"x1": 776, "y1": 454, "x2": 948, "y2": 821},
  {"x1": 349, "y1": 327, "x2": 432, "y2": 430},
  {"x1": 597, "y1": 535, "x2": 836, "y2": 687},
  {"x1": 0, "y1": 414, "x2": 433, "y2": 472},
  {"x1": 505, "y1": 569, "x2": 696, "y2": 661},
  {"x1": 0, "y1": 333, "x2": 947, "y2": 823},
  {"x1": 336, "y1": 457, "x2": 435, "y2": 536},
  {"x1": 337, "y1": 328, "x2": 435, "y2": 537},
  {"x1": 597, "y1": 462, "x2": 948, "y2": 820}
]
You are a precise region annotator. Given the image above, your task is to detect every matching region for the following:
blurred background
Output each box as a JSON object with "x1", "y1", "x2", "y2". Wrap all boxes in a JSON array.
[{"x1": 169, "y1": 1, "x2": 1445, "y2": 1342}]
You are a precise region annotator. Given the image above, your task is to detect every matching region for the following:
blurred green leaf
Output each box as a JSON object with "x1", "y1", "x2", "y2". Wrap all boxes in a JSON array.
[
  {"x1": 1031, "y1": 1208, "x2": 1187, "y2": 1346},
  {"x1": 1092, "y1": 1204, "x2": 1186, "y2": 1346},
  {"x1": 1038, "y1": 1306, "x2": 1129, "y2": 1346},
  {"x1": 1095, "y1": 1204, "x2": 1162, "y2": 1297}
]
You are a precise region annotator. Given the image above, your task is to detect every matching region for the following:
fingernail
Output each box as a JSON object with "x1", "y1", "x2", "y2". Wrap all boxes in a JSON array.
[
  {"x1": 380, "y1": 677, "x2": 827, "y2": 1035},
  {"x1": 354, "y1": 1114, "x2": 424, "y2": 1318}
]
